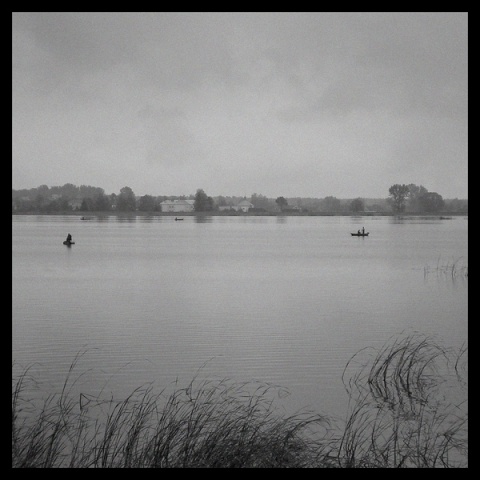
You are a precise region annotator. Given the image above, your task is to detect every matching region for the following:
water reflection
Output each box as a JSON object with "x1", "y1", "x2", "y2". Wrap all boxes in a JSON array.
[
  {"x1": 116, "y1": 215, "x2": 137, "y2": 223},
  {"x1": 194, "y1": 215, "x2": 213, "y2": 223},
  {"x1": 390, "y1": 216, "x2": 445, "y2": 224}
]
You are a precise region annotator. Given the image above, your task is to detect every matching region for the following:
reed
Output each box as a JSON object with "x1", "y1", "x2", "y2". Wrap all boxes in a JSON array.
[
  {"x1": 12, "y1": 333, "x2": 467, "y2": 468},
  {"x1": 12, "y1": 372, "x2": 333, "y2": 468},
  {"x1": 338, "y1": 333, "x2": 468, "y2": 467},
  {"x1": 424, "y1": 256, "x2": 468, "y2": 279}
]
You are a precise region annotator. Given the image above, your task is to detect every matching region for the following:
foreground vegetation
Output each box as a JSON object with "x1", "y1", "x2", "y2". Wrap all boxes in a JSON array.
[{"x1": 12, "y1": 334, "x2": 467, "y2": 468}]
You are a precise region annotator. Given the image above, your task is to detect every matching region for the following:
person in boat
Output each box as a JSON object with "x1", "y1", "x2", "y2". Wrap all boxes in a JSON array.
[
  {"x1": 357, "y1": 229, "x2": 361, "y2": 235},
  {"x1": 66, "y1": 233, "x2": 72, "y2": 243},
  {"x1": 362, "y1": 227, "x2": 365, "y2": 235}
]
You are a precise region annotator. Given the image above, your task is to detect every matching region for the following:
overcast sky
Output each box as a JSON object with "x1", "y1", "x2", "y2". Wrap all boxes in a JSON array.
[{"x1": 12, "y1": 12, "x2": 468, "y2": 199}]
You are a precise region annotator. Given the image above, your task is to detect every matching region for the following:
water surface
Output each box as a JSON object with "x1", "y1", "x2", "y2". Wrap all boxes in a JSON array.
[{"x1": 12, "y1": 214, "x2": 468, "y2": 418}]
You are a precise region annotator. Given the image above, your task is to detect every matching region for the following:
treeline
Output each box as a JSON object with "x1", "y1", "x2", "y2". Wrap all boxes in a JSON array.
[
  {"x1": 387, "y1": 183, "x2": 468, "y2": 214},
  {"x1": 12, "y1": 183, "x2": 468, "y2": 214}
]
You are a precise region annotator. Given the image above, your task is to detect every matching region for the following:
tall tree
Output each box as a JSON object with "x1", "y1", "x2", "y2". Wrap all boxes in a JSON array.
[
  {"x1": 138, "y1": 194, "x2": 156, "y2": 212},
  {"x1": 350, "y1": 198, "x2": 364, "y2": 213},
  {"x1": 194, "y1": 189, "x2": 214, "y2": 212},
  {"x1": 275, "y1": 196, "x2": 288, "y2": 212},
  {"x1": 407, "y1": 184, "x2": 428, "y2": 212},
  {"x1": 116, "y1": 186, "x2": 136, "y2": 211},
  {"x1": 388, "y1": 184, "x2": 410, "y2": 213}
]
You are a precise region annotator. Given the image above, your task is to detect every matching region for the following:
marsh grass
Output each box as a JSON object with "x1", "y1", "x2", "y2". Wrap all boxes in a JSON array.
[
  {"x1": 339, "y1": 333, "x2": 468, "y2": 467},
  {"x1": 12, "y1": 333, "x2": 467, "y2": 468},
  {"x1": 424, "y1": 256, "x2": 468, "y2": 279},
  {"x1": 12, "y1": 369, "x2": 334, "y2": 468}
]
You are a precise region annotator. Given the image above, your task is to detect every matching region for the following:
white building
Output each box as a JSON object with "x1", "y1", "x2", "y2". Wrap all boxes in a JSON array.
[
  {"x1": 237, "y1": 199, "x2": 254, "y2": 212},
  {"x1": 218, "y1": 200, "x2": 254, "y2": 212},
  {"x1": 160, "y1": 199, "x2": 195, "y2": 213}
]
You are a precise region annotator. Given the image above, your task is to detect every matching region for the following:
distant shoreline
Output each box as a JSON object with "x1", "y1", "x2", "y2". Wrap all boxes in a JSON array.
[{"x1": 12, "y1": 211, "x2": 467, "y2": 217}]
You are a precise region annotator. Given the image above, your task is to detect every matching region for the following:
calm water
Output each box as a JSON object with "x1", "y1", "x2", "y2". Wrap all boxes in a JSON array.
[{"x1": 12, "y1": 214, "x2": 468, "y2": 419}]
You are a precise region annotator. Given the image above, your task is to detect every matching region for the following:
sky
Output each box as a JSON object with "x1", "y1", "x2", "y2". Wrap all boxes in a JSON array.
[{"x1": 12, "y1": 12, "x2": 468, "y2": 199}]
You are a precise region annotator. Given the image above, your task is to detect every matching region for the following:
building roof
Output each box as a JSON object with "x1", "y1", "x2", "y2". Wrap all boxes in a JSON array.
[
  {"x1": 238, "y1": 200, "x2": 254, "y2": 206},
  {"x1": 160, "y1": 199, "x2": 194, "y2": 205}
]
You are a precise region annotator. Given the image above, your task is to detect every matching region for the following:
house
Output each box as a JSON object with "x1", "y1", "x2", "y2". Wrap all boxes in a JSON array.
[
  {"x1": 160, "y1": 199, "x2": 195, "y2": 213},
  {"x1": 237, "y1": 199, "x2": 254, "y2": 212},
  {"x1": 218, "y1": 200, "x2": 254, "y2": 212}
]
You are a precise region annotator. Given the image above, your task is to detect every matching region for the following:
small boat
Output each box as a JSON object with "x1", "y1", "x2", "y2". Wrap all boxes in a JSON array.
[
  {"x1": 63, "y1": 241, "x2": 75, "y2": 245},
  {"x1": 351, "y1": 232, "x2": 369, "y2": 236},
  {"x1": 175, "y1": 217, "x2": 184, "y2": 221}
]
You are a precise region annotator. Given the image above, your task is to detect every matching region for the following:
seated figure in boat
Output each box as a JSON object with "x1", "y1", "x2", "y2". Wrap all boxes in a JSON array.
[{"x1": 66, "y1": 233, "x2": 72, "y2": 243}]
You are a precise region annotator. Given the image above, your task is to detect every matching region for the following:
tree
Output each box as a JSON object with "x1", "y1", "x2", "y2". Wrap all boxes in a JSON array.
[
  {"x1": 250, "y1": 193, "x2": 270, "y2": 209},
  {"x1": 388, "y1": 184, "x2": 410, "y2": 213},
  {"x1": 80, "y1": 197, "x2": 94, "y2": 211},
  {"x1": 94, "y1": 193, "x2": 111, "y2": 211},
  {"x1": 350, "y1": 198, "x2": 364, "y2": 213},
  {"x1": 35, "y1": 193, "x2": 47, "y2": 211},
  {"x1": 37, "y1": 184, "x2": 50, "y2": 196},
  {"x1": 116, "y1": 186, "x2": 136, "y2": 211},
  {"x1": 321, "y1": 196, "x2": 341, "y2": 213},
  {"x1": 418, "y1": 192, "x2": 445, "y2": 212},
  {"x1": 138, "y1": 195, "x2": 156, "y2": 212},
  {"x1": 216, "y1": 195, "x2": 227, "y2": 207},
  {"x1": 79, "y1": 185, "x2": 104, "y2": 198},
  {"x1": 59, "y1": 183, "x2": 80, "y2": 199},
  {"x1": 275, "y1": 196, "x2": 288, "y2": 212},
  {"x1": 406, "y1": 184, "x2": 428, "y2": 212},
  {"x1": 194, "y1": 189, "x2": 214, "y2": 212}
]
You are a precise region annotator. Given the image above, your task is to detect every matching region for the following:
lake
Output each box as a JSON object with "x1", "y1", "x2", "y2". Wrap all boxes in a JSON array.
[{"x1": 12, "y1": 214, "x2": 468, "y2": 420}]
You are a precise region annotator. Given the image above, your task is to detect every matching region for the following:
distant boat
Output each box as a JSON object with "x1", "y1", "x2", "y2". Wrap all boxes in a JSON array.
[
  {"x1": 351, "y1": 232, "x2": 369, "y2": 237},
  {"x1": 175, "y1": 217, "x2": 184, "y2": 221},
  {"x1": 80, "y1": 216, "x2": 92, "y2": 220},
  {"x1": 63, "y1": 241, "x2": 75, "y2": 245}
]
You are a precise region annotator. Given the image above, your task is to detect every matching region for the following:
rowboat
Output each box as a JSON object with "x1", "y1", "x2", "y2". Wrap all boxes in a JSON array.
[{"x1": 351, "y1": 232, "x2": 369, "y2": 236}]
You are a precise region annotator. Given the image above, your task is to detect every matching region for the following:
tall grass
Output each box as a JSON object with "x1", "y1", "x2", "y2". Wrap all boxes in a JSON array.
[
  {"x1": 12, "y1": 371, "x2": 333, "y2": 467},
  {"x1": 12, "y1": 333, "x2": 467, "y2": 468},
  {"x1": 339, "y1": 333, "x2": 468, "y2": 467}
]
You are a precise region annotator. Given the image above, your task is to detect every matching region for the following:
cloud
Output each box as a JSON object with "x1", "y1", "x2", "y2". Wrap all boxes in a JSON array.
[{"x1": 12, "y1": 12, "x2": 468, "y2": 198}]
